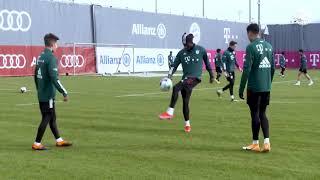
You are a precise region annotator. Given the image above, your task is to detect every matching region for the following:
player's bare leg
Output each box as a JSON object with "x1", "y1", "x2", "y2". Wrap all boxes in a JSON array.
[
  {"x1": 294, "y1": 72, "x2": 302, "y2": 85},
  {"x1": 304, "y1": 74, "x2": 314, "y2": 86}
]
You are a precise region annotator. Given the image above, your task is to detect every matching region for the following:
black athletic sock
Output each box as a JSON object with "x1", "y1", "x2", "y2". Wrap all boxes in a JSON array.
[
  {"x1": 169, "y1": 82, "x2": 183, "y2": 108},
  {"x1": 35, "y1": 113, "x2": 51, "y2": 143},
  {"x1": 49, "y1": 108, "x2": 60, "y2": 139},
  {"x1": 216, "y1": 74, "x2": 221, "y2": 81},
  {"x1": 249, "y1": 105, "x2": 260, "y2": 140},
  {"x1": 222, "y1": 84, "x2": 230, "y2": 91},
  {"x1": 229, "y1": 81, "x2": 234, "y2": 96},
  {"x1": 181, "y1": 89, "x2": 192, "y2": 121},
  {"x1": 259, "y1": 105, "x2": 269, "y2": 139}
]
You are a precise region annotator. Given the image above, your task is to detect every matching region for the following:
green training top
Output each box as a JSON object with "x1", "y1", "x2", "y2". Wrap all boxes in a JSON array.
[
  {"x1": 239, "y1": 38, "x2": 275, "y2": 94},
  {"x1": 214, "y1": 53, "x2": 223, "y2": 68},
  {"x1": 222, "y1": 48, "x2": 239, "y2": 72},
  {"x1": 173, "y1": 44, "x2": 212, "y2": 80},
  {"x1": 34, "y1": 48, "x2": 68, "y2": 102},
  {"x1": 300, "y1": 54, "x2": 307, "y2": 70}
]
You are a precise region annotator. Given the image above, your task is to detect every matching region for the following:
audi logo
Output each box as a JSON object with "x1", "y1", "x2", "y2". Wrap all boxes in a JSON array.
[
  {"x1": 60, "y1": 55, "x2": 85, "y2": 68},
  {"x1": 0, "y1": 9, "x2": 32, "y2": 32},
  {"x1": 0, "y1": 54, "x2": 26, "y2": 69}
]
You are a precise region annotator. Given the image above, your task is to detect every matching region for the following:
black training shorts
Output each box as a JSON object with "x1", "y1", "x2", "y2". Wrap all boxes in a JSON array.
[{"x1": 247, "y1": 90, "x2": 270, "y2": 106}]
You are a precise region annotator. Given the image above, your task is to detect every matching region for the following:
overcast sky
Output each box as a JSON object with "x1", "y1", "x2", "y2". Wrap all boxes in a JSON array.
[{"x1": 64, "y1": 0, "x2": 320, "y2": 24}]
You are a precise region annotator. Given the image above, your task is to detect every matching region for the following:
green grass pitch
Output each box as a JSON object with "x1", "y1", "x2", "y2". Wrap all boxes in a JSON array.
[{"x1": 0, "y1": 70, "x2": 319, "y2": 180}]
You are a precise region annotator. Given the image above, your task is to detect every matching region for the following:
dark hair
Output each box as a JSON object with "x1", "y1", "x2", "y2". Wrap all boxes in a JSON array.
[
  {"x1": 246, "y1": 23, "x2": 260, "y2": 34},
  {"x1": 44, "y1": 33, "x2": 59, "y2": 47},
  {"x1": 186, "y1": 33, "x2": 194, "y2": 43},
  {"x1": 170, "y1": 51, "x2": 172, "y2": 53},
  {"x1": 229, "y1": 41, "x2": 237, "y2": 46},
  {"x1": 281, "y1": 51, "x2": 285, "y2": 55},
  {"x1": 216, "y1": 48, "x2": 221, "y2": 53},
  {"x1": 299, "y1": 49, "x2": 304, "y2": 53}
]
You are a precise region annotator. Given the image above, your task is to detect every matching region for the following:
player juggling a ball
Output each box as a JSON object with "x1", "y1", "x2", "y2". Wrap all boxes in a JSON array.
[{"x1": 159, "y1": 33, "x2": 214, "y2": 133}]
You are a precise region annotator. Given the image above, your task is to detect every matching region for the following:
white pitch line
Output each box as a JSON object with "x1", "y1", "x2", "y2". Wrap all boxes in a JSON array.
[
  {"x1": 270, "y1": 101, "x2": 298, "y2": 104},
  {"x1": 0, "y1": 89, "x2": 17, "y2": 91},
  {"x1": 115, "y1": 79, "x2": 304, "y2": 98},
  {"x1": 16, "y1": 101, "x2": 63, "y2": 106}
]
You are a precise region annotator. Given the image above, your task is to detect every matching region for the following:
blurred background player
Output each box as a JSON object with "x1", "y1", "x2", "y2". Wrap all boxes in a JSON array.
[
  {"x1": 214, "y1": 48, "x2": 223, "y2": 84},
  {"x1": 168, "y1": 51, "x2": 174, "y2": 69},
  {"x1": 239, "y1": 23, "x2": 274, "y2": 152},
  {"x1": 159, "y1": 33, "x2": 214, "y2": 133},
  {"x1": 294, "y1": 49, "x2": 314, "y2": 86},
  {"x1": 216, "y1": 41, "x2": 242, "y2": 101},
  {"x1": 32, "y1": 33, "x2": 72, "y2": 150},
  {"x1": 279, "y1": 51, "x2": 286, "y2": 77}
]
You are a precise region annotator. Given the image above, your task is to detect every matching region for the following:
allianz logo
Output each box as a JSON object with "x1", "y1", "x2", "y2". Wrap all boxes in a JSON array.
[
  {"x1": 136, "y1": 54, "x2": 164, "y2": 66},
  {"x1": 132, "y1": 23, "x2": 166, "y2": 39},
  {"x1": 99, "y1": 55, "x2": 121, "y2": 64},
  {"x1": 99, "y1": 54, "x2": 131, "y2": 67}
]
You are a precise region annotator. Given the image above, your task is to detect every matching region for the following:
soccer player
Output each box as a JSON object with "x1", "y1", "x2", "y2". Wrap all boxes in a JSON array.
[
  {"x1": 216, "y1": 41, "x2": 242, "y2": 101},
  {"x1": 294, "y1": 49, "x2": 314, "y2": 86},
  {"x1": 159, "y1": 33, "x2": 214, "y2": 133},
  {"x1": 279, "y1": 51, "x2": 286, "y2": 77},
  {"x1": 239, "y1": 23, "x2": 275, "y2": 152},
  {"x1": 214, "y1": 48, "x2": 223, "y2": 84},
  {"x1": 32, "y1": 33, "x2": 72, "y2": 150},
  {"x1": 168, "y1": 51, "x2": 174, "y2": 69}
]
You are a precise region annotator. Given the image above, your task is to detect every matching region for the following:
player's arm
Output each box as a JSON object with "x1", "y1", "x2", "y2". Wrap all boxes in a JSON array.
[
  {"x1": 222, "y1": 52, "x2": 229, "y2": 76},
  {"x1": 34, "y1": 66, "x2": 38, "y2": 90},
  {"x1": 271, "y1": 50, "x2": 275, "y2": 82},
  {"x1": 235, "y1": 58, "x2": 242, "y2": 71},
  {"x1": 168, "y1": 53, "x2": 181, "y2": 79},
  {"x1": 222, "y1": 53, "x2": 227, "y2": 71},
  {"x1": 203, "y1": 50, "x2": 214, "y2": 83},
  {"x1": 218, "y1": 54, "x2": 222, "y2": 61},
  {"x1": 239, "y1": 46, "x2": 253, "y2": 99},
  {"x1": 48, "y1": 56, "x2": 68, "y2": 97}
]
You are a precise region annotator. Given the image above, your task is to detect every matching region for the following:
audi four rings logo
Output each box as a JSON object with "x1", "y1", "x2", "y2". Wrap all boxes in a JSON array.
[
  {"x1": 0, "y1": 9, "x2": 32, "y2": 32},
  {"x1": 0, "y1": 54, "x2": 26, "y2": 69},
  {"x1": 60, "y1": 55, "x2": 85, "y2": 68}
]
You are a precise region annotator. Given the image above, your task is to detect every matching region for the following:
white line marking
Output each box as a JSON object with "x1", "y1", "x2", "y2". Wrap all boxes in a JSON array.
[
  {"x1": 115, "y1": 79, "x2": 305, "y2": 98},
  {"x1": 0, "y1": 89, "x2": 17, "y2": 91},
  {"x1": 270, "y1": 101, "x2": 297, "y2": 104},
  {"x1": 16, "y1": 101, "x2": 63, "y2": 106}
]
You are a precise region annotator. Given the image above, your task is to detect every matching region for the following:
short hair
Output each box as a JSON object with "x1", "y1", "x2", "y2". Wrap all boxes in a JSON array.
[
  {"x1": 299, "y1": 49, "x2": 304, "y2": 53},
  {"x1": 170, "y1": 51, "x2": 172, "y2": 53},
  {"x1": 229, "y1": 41, "x2": 237, "y2": 46},
  {"x1": 281, "y1": 51, "x2": 285, "y2": 55},
  {"x1": 186, "y1": 33, "x2": 194, "y2": 43},
  {"x1": 246, "y1": 23, "x2": 260, "y2": 34},
  {"x1": 216, "y1": 48, "x2": 221, "y2": 53},
  {"x1": 44, "y1": 33, "x2": 59, "y2": 47}
]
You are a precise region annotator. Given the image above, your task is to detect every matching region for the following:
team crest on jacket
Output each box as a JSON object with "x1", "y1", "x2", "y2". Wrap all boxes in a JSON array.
[{"x1": 196, "y1": 50, "x2": 200, "y2": 54}]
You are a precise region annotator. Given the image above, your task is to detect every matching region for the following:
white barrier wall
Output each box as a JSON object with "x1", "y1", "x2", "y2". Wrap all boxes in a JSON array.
[
  {"x1": 96, "y1": 47, "x2": 181, "y2": 73},
  {"x1": 133, "y1": 48, "x2": 180, "y2": 72},
  {"x1": 96, "y1": 47, "x2": 134, "y2": 74}
]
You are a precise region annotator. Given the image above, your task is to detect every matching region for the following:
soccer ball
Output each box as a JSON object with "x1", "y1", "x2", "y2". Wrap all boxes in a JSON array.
[
  {"x1": 160, "y1": 77, "x2": 173, "y2": 91},
  {"x1": 20, "y1": 87, "x2": 27, "y2": 93}
]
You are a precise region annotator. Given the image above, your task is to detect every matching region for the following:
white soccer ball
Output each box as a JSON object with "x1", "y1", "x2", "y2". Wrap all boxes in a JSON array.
[
  {"x1": 20, "y1": 87, "x2": 27, "y2": 93},
  {"x1": 160, "y1": 78, "x2": 173, "y2": 91}
]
